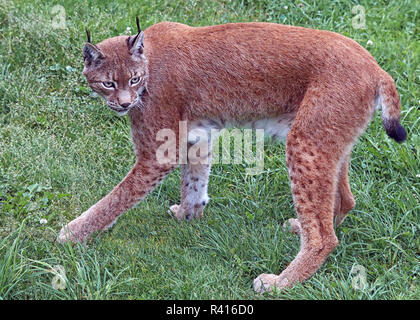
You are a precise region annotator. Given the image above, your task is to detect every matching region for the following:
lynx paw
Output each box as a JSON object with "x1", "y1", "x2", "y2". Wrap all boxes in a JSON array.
[
  {"x1": 253, "y1": 273, "x2": 289, "y2": 293},
  {"x1": 282, "y1": 218, "x2": 301, "y2": 235},
  {"x1": 168, "y1": 204, "x2": 185, "y2": 220},
  {"x1": 168, "y1": 204, "x2": 204, "y2": 220},
  {"x1": 57, "y1": 218, "x2": 90, "y2": 243}
]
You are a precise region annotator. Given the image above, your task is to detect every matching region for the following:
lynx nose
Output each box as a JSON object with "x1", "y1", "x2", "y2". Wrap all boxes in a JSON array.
[{"x1": 120, "y1": 103, "x2": 131, "y2": 108}]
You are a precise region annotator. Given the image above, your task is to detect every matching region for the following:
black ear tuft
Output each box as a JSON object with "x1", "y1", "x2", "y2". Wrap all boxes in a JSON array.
[
  {"x1": 136, "y1": 16, "x2": 141, "y2": 34},
  {"x1": 83, "y1": 43, "x2": 104, "y2": 66},
  {"x1": 127, "y1": 17, "x2": 144, "y2": 58},
  {"x1": 86, "y1": 29, "x2": 91, "y2": 43}
]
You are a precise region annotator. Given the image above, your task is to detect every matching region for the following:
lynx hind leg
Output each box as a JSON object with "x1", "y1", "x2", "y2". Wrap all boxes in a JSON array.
[
  {"x1": 255, "y1": 128, "x2": 347, "y2": 292},
  {"x1": 284, "y1": 154, "x2": 355, "y2": 233},
  {"x1": 334, "y1": 154, "x2": 355, "y2": 227},
  {"x1": 255, "y1": 135, "x2": 341, "y2": 292}
]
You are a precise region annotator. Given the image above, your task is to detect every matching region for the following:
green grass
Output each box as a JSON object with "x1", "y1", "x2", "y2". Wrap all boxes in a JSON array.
[{"x1": 0, "y1": 0, "x2": 419, "y2": 300}]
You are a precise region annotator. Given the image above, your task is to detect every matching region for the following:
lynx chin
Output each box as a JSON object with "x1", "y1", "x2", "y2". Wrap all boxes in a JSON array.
[{"x1": 58, "y1": 19, "x2": 407, "y2": 293}]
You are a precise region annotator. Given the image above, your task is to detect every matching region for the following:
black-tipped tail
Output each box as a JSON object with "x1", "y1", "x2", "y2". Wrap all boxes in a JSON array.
[{"x1": 383, "y1": 119, "x2": 407, "y2": 143}]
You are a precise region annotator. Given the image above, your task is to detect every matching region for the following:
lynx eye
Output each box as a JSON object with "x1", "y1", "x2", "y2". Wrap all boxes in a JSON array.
[
  {"x1": 102, "y1": 81, "x2": 115, "y2": 89},
  {"x1": 130, "y1": 77, "x2": 141, "y2": 85}
]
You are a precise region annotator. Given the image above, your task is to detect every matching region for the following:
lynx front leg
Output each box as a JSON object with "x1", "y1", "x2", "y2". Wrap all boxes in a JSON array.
[
  {"x1": 58, "y1": 98, "x2": 182, "y2": 243},
  {"x1": 58, "y1": 160, "x2": 174, "y2": 242},
  {"x1": 169, "y1": 145, "x2": 212, "y2": 220}
]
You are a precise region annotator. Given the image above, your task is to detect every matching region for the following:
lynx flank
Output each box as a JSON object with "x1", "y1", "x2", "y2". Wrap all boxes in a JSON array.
[{"x1": 58, "y1": 21, "x2": 407, "y2": 293}]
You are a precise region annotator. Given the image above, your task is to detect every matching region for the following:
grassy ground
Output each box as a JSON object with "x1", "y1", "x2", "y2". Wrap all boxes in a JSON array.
[{"x1": 0, "y1": 0, "x2": 419, "y2": 300}]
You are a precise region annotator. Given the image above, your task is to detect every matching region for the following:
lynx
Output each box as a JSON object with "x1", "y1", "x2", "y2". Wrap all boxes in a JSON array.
[{"x1": 58, "y1": 20, "x2": 406, "y2": 293}]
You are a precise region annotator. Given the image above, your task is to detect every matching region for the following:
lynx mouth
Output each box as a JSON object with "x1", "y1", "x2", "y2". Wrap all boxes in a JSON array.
[
  {"x1": 116, "y1": 109, "x2": 129, "y2": 116},
  {"x1": 107, "y1": 97, "x2": 143, "y2": 116},
  {"x1": 108, "y1": 105, "x2": 131, "y2": 116}
]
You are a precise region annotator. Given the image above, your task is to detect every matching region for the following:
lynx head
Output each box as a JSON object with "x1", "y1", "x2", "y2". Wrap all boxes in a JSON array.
[{"x1": 82, "y1": 18, "x2": 148, "y2": 116}]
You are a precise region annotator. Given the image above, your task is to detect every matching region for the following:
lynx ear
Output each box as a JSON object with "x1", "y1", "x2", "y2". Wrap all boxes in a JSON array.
[
  {"x1": 83, "y1": 43, "x2": 104, "y2": 66},
  {"x1": 127, "y1": 17, "x2": 144, "y2": 58},
  {"x1": 129, "y1": 32, "x2": 144, "y2": 57}
]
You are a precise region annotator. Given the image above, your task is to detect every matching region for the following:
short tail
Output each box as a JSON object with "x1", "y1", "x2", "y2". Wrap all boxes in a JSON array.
[{"x1": 377, "y1": 71, "x2": 407, "y2": 143}]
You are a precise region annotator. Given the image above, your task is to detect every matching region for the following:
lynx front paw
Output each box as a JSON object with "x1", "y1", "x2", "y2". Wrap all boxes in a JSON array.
[
  {"x1": 253, "y1": 273, "x2": 289, "y2": 293},
  {"x1": 57, "y1": 218, "x2": 91, "y2": 243},
  {"x1": 168, "y1": 204, "x2": 204, "y2": 220},
  {"x1": 168, "y1": 204, "x2": 185, "y2": 220}
]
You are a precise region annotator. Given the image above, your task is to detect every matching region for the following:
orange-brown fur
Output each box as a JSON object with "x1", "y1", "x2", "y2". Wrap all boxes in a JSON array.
[{"x1": 58, "y1": 21, "x2": 406, "y2": 292}]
